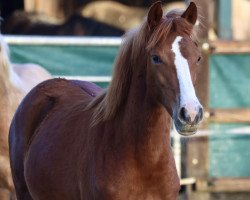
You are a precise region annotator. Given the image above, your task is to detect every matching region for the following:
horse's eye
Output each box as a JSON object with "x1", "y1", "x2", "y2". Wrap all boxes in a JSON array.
[
  {"x1": 197, "y1": 56, "x2": 201, "y2": 63},
  {"x1": 151, "y1": 55, "x2": 163, "y2": 64}
]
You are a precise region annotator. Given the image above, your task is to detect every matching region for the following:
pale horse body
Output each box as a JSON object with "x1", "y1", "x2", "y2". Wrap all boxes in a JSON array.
[{"x1": 0, "y1": 34, "x2": 52, "y2": 200}]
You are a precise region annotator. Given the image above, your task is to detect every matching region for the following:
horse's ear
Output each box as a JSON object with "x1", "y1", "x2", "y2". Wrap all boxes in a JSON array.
[
  {"x1": 181, "y1": 2, "x2": 197, "y2": 25},
  {"x1": 147, "y1": 1, "x2": 163, "y2": 30}
]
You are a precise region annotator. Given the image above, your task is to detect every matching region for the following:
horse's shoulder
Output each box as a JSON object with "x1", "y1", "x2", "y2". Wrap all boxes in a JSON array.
[{"x1": 10, "y1": 78, "x2": 99, "y2": 149}]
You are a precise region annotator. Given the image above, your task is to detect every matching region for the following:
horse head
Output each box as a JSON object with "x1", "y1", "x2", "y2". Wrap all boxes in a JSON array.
[{"x1": 146, "y1": 1, "x2": 203, "y2": 136}]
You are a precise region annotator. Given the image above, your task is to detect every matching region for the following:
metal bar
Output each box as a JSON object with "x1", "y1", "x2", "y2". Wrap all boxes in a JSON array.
[
  {"x1": 180, "y1": 177, "x2": 196, "y2": 186},
  {"x1": 171, "y1": 127, "x2": 250, "y2": 138},
  {"x1": 4, "y1": 35, "x2": 122, "y2": 46},
  {"x1": 56, "y1": 76, "x2": 112, "y2": 82},
  {"x1": 173, "y1": 127, "x2": 182, "y2": 178}
]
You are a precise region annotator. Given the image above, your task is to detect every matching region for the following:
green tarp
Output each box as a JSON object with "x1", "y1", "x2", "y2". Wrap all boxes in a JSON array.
[
  {"x1": 10, "y1": 44, "x2": 119, "y2": 88},
  {"x1": 209, "y1": 124, "x2": 250, "y2": 177},
  {"x1": 10, "y1": 45, "x2": 118, "y2": 76},
  {"x1": 209, "y1": 54, "x2": 250, "y2": 108}
]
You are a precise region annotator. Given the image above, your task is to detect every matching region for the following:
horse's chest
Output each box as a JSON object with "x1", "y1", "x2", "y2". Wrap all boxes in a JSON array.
[
  {"x1": 102, "y1": 182, "x2": 179, "y2": 200},
  {"x1": 99, "y1": 167, "x2": 180, "y2": 200}
]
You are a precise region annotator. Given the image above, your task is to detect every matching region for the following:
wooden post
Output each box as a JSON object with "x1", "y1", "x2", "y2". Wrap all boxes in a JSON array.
[{"x1": 232, "y1": 0, "x2": 250, "y2": 40}]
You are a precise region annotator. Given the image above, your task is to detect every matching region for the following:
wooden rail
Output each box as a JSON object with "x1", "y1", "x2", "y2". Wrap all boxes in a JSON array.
[
  {"x1": 196, "y1": 178, "x2": 250, "y2": 192},
  {"x1": 209, "y1": 40, "x2": 250, "y2": 54},
  {"x1": 208, "y1": 108, "x2": 250, "y2": 123}
]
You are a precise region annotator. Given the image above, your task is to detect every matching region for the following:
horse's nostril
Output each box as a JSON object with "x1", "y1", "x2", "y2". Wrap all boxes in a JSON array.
[
  {"x1": 198, "y1": 107, "x2": 204, "y2": 121},
  {"x1": 178, "y1": 107, "x2": 191, "y2": 123},
  {"x1": 194, "y1": 107, "x2": 203, "y2": 124}
]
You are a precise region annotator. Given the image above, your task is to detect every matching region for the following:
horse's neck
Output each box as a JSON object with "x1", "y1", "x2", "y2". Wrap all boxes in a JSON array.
[
  {"x1": 114, "y1": 69, "x2": 173, "y2": 164},
  {"x1": 101, "y1": 71, "x2": 179, "y2": 195}
]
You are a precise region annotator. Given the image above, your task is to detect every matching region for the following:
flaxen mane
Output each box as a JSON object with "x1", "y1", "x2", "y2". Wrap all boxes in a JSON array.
[{"x1": 88, "y1": 9, "x2": 198, "y2": 125}]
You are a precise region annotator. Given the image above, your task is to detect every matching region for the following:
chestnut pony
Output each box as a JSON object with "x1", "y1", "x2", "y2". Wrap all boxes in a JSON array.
[{"x1": 9, "y1": 2, "x2": 203, "y2": 200}]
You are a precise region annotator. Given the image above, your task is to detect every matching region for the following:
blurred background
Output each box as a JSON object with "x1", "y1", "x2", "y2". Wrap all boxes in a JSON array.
[{"x1": 1, "y1": 0, "x2": 250, "y2": 200}]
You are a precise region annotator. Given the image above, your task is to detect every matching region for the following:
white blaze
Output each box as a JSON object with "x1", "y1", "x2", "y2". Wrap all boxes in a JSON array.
[{"x1": 171, "y1": 36, "x2": 200, "y2": 121}]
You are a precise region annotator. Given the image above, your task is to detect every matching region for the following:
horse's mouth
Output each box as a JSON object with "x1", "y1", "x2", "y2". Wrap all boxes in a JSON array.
[{"x1": 173, "y1": 118, "x2": 198, "y2": 136}]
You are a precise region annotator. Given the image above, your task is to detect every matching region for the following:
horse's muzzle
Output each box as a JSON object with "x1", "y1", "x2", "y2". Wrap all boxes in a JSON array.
[{"x1": 174, "y1": 104, "x2": 203, "y2": 136}]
